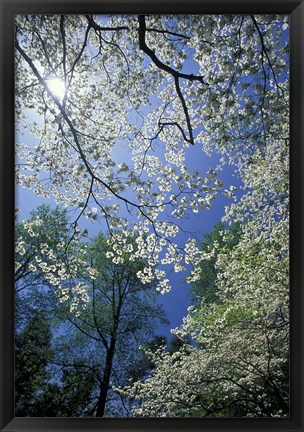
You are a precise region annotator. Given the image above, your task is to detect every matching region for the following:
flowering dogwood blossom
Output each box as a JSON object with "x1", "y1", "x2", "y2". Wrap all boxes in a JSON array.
[{"x1": 15, "y1": 206, "x2": 93, "y2": 313}]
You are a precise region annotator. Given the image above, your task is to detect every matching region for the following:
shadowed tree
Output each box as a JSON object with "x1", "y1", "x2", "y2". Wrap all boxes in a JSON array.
[{"x1": 15, "y1": 314, "x2": 53, "y2": 416}]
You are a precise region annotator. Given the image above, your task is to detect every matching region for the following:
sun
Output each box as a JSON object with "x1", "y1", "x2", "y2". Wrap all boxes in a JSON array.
[{"x1": 46, "y1": 78, "x2": 66, "y2": 100}]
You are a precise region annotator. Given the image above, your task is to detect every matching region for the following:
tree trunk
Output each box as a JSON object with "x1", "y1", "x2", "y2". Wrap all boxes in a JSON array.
[
  {"x1": 95, "y1": 315, "x2": 121, "y2": 419},
  {"x1": 96, "y1": 341, "x2": 116, "y2": 417}
]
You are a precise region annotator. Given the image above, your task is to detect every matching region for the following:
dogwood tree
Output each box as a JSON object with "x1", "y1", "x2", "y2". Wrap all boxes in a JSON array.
[
  {"x1": 15, "y1": 14, "x2": 289, "y2": 298},
  {"x1": 117, "y1": 128, "x2": 289, "y2": 417}
]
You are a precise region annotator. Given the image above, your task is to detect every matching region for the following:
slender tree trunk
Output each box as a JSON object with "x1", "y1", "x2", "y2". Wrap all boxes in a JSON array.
[
  {"x1": 96, "y1": 340, "x2": 116, "y2": 417},
  {"x1": 96, "y1": 294, "x2": 122, "y2": 417}
]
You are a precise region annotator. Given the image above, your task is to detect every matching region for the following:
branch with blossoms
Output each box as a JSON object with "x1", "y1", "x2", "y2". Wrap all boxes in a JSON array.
[
  {"x1": 137, "y1": 14, "x2": 208, "y2": 145},
  {"x1": 16, "y1": 37, "x2": 177, "y2": 230}
]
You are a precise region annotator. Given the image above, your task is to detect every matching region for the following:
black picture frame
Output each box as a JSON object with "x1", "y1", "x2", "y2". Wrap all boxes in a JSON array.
[{"x1": 1, "y1": 0, "x2": 303, "y2": 431}]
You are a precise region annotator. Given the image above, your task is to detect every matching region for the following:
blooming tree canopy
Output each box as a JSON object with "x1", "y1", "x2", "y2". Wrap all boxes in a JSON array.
[
  {"x1": 16, "y1": 14, "x2": 288, "y2": 300},
  {"x1": 118, "y1": 128, "x2": 289, "y2": 417}
]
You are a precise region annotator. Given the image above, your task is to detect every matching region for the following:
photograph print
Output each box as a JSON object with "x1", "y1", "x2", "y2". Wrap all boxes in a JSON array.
[{"x1": 15, "y1": 13, "x2": 289, "y2": 418}]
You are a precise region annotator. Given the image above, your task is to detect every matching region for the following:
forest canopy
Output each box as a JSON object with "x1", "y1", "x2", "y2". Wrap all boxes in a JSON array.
[{"x1": 15, "y1": 14, "x2": 289, "y2": 417}]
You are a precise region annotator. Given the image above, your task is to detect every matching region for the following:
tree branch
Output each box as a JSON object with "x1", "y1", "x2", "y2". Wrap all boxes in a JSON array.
[
  {"x1": 86, "y1": 15, "x2": 129, "y2": 32},
  {"x1": 250, "y1": 15, "x2": 284, "y2": 96},
  {"x1": 137, "y1": 15, "x2": 209, "y2": 145},
  {"x1": 138, "y1": 15, "x2": 207, "y2": 85}
]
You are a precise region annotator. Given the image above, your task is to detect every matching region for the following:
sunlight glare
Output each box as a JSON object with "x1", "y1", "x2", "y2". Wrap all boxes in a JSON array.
[{"x1": 46, "y1": 78, "x2": 66, "y2": 100}]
